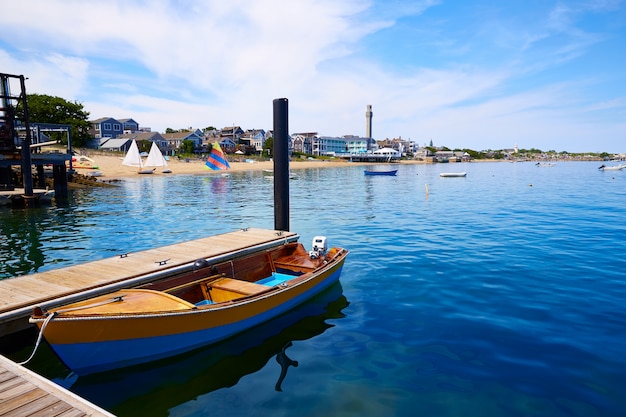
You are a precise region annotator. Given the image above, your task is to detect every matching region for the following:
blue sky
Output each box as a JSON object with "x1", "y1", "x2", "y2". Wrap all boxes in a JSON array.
[{"x1": 1, "y1": 0, "x2": 624, "y2": 153}]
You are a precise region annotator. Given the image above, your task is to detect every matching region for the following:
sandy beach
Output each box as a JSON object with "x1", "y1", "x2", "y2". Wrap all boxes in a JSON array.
[{"x1": 70, "y1": 153, "x2": 357, "y2": 180}]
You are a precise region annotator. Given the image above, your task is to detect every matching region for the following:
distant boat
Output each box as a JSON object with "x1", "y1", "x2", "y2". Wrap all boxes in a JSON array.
[
  {"x1": 122, "y1": 139, "x2": 155, "y2": 174},
  {"x1": 364, "y1": 169, "x2": 398, "y2": 176},
  {"x1": 145, "y1": 142, "x2": 172, "y2": 173},
  {"x1": 439, "y1": 172, "x2": 467, "y2": 177},
  {"x1": 535, "y1": 162, "x2": 556, "y2": 167},
  {"x1": 598, "y1": 164, "x2": 625, "y2": 171}
]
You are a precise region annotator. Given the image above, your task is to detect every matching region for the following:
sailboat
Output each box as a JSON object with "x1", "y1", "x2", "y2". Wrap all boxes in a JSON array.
[
  {"x1": 122, "y1": 139, "x2": 155, "y2": 174},
  {"x1": 205, "y1": 142, "x2": 231, "y2": 171},
  {"x1": 145, "y1": 141, "x2": 172, "y2": 173}
]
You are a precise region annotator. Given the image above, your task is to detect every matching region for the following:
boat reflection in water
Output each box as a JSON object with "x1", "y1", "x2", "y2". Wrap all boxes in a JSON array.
[{"x1": 62, "y1": 282, "x2": 349, "y2": 415}]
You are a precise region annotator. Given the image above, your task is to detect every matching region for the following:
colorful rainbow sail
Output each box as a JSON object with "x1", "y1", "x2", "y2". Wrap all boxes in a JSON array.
[{"x1": 205, "y1": 142, "x2": 231, "y2": 170}]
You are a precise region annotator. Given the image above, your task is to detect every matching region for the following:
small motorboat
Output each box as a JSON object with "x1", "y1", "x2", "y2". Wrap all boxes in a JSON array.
[
  {"x1": 439, "y1": 172, "x2": 467, "y2": 177},
  {"x1": 30, "y1": 236, "x2": 349, "y2": 375},
  {"x1": 364, "y1": 169, "x2": 398, "y2": 176},
  {"x1": 598, "y1": 164, "x2": 626, "y2": 171}
]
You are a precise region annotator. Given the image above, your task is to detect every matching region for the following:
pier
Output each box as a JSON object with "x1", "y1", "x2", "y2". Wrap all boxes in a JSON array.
[
  {"x1": 0, "y1": 228, "x2": 297, "y2": 337},
  {"x1": 1, "y1": 73, "x2": 71, "y2": 207},
  {"x1": 0, "y1": 354, "x2": 114, "y2": 417}
]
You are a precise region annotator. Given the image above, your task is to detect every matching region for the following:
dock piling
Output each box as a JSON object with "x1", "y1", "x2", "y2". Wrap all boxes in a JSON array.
[{"x1": 273, "y1": 98, "x2": 289, "y2": 232}]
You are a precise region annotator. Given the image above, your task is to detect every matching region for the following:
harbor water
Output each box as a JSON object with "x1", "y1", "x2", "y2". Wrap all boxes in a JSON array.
[{"x1": 1, "y1": 161, "x2": 625, "y2": 416}]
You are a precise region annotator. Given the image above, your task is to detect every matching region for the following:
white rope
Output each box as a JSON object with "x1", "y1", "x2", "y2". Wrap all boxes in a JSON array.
[
  {"x1": 17, "y1": 296, "x2": 124, "y2": 366},
  {"x1": 18, "y1": 311, "x2": 57, "y2": 366}
]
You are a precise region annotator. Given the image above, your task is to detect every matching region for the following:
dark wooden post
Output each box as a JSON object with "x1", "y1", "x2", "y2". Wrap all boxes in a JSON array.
[
  {"x1": 19, "y1": 76, "x2": 34, "y2": 205},
  {"x1": 273, "y1": 98, "x2": 289, "y2": 232},
  {"x1": 53, "y1": 163, "x2": 68, "y2": 201}
]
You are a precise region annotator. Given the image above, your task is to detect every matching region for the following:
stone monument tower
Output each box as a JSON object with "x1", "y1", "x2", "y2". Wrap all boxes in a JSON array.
[{"x1": 365, "y1": 104, "x2": 373, "y2": 138}]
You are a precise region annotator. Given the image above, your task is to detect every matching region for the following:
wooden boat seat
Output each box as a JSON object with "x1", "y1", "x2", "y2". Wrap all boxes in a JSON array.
[
  {"x1": 273, "y1": 260, "x2": 316, "y2": 274},
  {"x1": 209, "y1": 278, "x2": 272, "y2": 296}
]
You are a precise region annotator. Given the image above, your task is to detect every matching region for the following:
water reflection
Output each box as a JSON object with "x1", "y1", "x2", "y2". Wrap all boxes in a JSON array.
[
  {"x1": 275, "y1": 341, "x2": 298, "y2": 392},
  {"x1": 56, "y1": 282, "x2": 349, "y2": 416},
  {"x1": 0, "y1": 208, "x2": 45, "y2": 277}
]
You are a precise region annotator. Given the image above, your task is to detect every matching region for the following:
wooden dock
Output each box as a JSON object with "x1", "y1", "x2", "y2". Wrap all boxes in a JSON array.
[
  {"x1": 0, "y1": 228, "x2": 298, "y2": 336},
  {"x1": 0, "y1": 188, "x2": 55, "y2": 207},
  {"x1": 0, "y1": 354, "x2": 115, "y2": 416}
]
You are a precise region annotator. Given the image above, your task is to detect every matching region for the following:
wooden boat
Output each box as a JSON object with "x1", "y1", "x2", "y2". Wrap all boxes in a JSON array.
[
  {"x1": 364, "y1": 169, "x2": 398, "y2": 176},
  {"x1": 439, "y1": 172, "x2": 467, "y2": 177},
  {"x1": 29, "y1": 237, "x2": 348, "y2": 375}
]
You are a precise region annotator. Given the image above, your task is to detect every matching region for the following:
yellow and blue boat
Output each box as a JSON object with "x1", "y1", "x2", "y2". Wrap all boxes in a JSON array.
[{"x1": 30, "y1": 237, "x2": 348, "y2": 375}]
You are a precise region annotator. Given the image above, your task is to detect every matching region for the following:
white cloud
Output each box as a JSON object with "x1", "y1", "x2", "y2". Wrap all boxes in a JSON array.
[{"x1": 1, "y1": 0, "x2": 624, "y2": 153}]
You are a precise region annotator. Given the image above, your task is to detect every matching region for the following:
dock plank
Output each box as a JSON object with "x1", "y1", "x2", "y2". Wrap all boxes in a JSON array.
[
  {"x1": 6, "y1": 390, "x2": 62, "y2": 417},
  {"x1": 19, "y1": 400, "x2": 73, "y2": 417},
  {"x1": 0, "y1": 355, "x2": 114, "y2": 417}
]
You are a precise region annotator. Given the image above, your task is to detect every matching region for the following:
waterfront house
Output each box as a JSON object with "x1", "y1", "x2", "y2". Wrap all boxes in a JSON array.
[
  {"x1": 240, "y1": 129, "x2": 266, "y2": 154},
  {"x1": 119, "y1": 118, "x2": 140, "y2": 134},
  {"x1": 291, "y1": 133, "x2": 317, "y2": 155},
  {"x1": 89, "y1": 117, "x2": 124, "y2": 140},
  {"x1": 162, "y1": 130, "x2": 204, "y2": 153},
  {"x1": 99, "y1": 138, "x2": 132, "y2": 152},
  {"x1": 116, "y1": 132, "x2": 169, "y2": 154},
  {"x1": 220, "y1": 126, "x2": 244, "y2": 144}
]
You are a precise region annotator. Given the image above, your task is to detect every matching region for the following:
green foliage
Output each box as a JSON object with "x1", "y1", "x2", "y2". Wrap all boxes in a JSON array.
[
  {"x1": 17, "y1": 94, "x2": 91, "y2": 147},
  {"x1": 263, "y1": 137, "x2": 273, "y2": 156},
  {"x1": 462, "y1": 148, "x2": 484, "y2": 159},
  {"x1": 180, "y1": 140, "x2": 195, "y2": 154}
]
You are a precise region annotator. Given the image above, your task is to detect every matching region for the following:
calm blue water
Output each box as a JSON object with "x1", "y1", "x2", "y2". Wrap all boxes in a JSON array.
[{"x1": 2, "y1": 161, "x2": 626, "y2": 417}]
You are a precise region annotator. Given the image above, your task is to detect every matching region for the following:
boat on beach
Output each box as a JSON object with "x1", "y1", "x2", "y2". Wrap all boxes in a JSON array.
[
  {"x1": 145, "y1": 142, "x2": 172, "y2": 173},
  {"x1": 439, "y1": 172, "x2": 467, "y2": 177},
  {"x1": 29, "y1": 236, "x2": 349, "y2": 375},
  {"x1": 122, "y1": 139, "x2": 155, "y2": 174}
]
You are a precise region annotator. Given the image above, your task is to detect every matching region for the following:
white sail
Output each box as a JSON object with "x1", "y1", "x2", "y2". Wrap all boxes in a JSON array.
[
  {"x1": 145, "y1": 142, "x2": 168, "y2": 168},
  {"x1": 122, "y1": 140, "x2": 143, "y2": 168}
]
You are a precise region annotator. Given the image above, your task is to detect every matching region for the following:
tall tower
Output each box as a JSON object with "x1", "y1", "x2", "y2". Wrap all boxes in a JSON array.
[{"x1": 365, "y1": 105, "x2": 373, "y2": 139}]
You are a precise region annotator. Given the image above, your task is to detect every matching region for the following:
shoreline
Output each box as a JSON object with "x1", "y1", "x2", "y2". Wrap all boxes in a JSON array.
[
  {"x1": 70, "y1": 154, "x2": 436, "y2": 181},
  {"x1": 67, "y1": 153, "x2": 581, "y2": 182}
]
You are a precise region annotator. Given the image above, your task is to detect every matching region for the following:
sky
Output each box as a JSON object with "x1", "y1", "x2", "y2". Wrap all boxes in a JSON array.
[{"x1": 1, "y1": 0, "x2": 625, "y2": 153}]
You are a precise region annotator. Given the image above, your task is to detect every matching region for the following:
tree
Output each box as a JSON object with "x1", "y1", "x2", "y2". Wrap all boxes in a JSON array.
[
  {"x1": 17, "y1": 94, "x2": 91, "y2": 147},
  {"x1": 263, "y1": 137, "x2": 273, "y2": 156},
  {"x1": 180, "y1": 140, "x2": 195, "y2": 154}
]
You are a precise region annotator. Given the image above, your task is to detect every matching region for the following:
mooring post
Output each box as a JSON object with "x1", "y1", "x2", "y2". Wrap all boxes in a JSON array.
[
  {"x1": 273, "y1": 98, "x2": 289, "y2": 232},
  {"x1": 19, "y1": 75, "x2": 34, "y2": 206}
]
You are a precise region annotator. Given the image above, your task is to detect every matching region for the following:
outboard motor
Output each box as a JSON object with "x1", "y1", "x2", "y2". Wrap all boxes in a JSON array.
[{"x1": 309, "y1": 236, "x2": 327, "y2": 259}]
